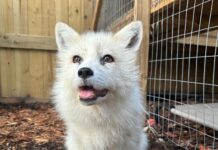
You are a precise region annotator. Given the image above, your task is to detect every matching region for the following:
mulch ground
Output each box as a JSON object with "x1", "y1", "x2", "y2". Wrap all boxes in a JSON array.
[
  {"x1": 0, "y1": 102, "x2": 180, "y2": 150},
  {"x1": 0, "y1": 103, "x2": 64, "y2": 150}
]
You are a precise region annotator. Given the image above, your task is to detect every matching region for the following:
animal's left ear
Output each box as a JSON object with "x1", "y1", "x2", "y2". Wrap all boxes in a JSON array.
[
  {"x1": 114, "y1": 21, "x2": 143, "y2": 52},
  {"x1": 55, "y1": 22, "x2": 79, "y2": 51}
]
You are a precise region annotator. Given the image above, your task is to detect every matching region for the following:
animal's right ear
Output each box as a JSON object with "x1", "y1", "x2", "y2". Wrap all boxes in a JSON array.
[{"x1": 55, "y1": 22, "x2": 79, "y2": 51}]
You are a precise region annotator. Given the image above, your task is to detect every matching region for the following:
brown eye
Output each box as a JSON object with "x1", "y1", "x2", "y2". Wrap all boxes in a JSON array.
[
  {"x1": 101, "y1": 55, "x2": 114, "y2": 64},
  {"x1": 72, "y1": 55, "x2": 82, "y2": 63}
]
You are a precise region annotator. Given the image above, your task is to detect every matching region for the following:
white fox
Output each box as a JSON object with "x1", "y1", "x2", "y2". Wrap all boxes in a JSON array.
[{"x1": 53, "y1": 21, "x2": 148, "y2": 150}]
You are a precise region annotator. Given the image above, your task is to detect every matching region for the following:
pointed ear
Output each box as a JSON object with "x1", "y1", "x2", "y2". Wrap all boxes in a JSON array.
[
  {"x1": 114, "y1": 21, "x2": 143, "y2": 52},
  {"x1": 55, "y1": 22, "x2": 79, "y2": 51}
]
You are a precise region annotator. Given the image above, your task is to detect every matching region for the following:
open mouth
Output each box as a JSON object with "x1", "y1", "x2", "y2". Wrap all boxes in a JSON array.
[{"x1": 79, "y1": 86, "x2": 108, "y2": 105}]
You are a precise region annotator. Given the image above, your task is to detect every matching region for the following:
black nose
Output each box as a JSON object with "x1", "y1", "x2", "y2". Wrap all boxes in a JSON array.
[{"x1": 78, "y1": 67, "x2": 94, "y2": 79}]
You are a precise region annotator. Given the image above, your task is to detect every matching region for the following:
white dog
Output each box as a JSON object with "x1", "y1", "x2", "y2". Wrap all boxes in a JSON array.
[{"x1": 53, "y1": 21, "x2": 148, "y2": 150}]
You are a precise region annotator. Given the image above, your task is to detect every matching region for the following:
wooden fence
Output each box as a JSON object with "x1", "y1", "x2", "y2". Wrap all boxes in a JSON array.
[
  {"x1": 0, "y1": 0, "x2": 150, "y2": 103},
  {"x1": 0, "y1": 0, "x2": 96, "y2": 102}
]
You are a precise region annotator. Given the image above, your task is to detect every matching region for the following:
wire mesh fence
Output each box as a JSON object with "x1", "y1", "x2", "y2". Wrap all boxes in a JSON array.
[
  {"x1": 148, "y1": 0, "x2": 218, "y2": 149},
  {"x1": 96, "y1": 0, "x2": 134, "y2": 30},
  {"x1": 96, "y1": 0, "x2": 218, "y2": 148}
]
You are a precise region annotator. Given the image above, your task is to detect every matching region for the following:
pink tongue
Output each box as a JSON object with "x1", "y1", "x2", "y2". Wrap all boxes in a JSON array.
[{"x1": 79, "y1": 90, "x2": 95, "y2": 99}]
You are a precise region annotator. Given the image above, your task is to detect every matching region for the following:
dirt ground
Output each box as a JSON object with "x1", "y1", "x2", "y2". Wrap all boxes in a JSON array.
[{"x1": 0, "y1": 102, "x2": 181, "y2": 150}]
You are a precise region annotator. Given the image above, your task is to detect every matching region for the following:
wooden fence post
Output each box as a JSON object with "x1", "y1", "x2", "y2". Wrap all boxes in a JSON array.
[{"x1": 134, "y1": 0, "x2": 150, "y2": 98}]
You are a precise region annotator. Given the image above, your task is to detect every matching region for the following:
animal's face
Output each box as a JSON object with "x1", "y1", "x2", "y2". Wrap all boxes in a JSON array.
[{"x1": 55, "y1": 21, "x2": 143, "y2": 105}]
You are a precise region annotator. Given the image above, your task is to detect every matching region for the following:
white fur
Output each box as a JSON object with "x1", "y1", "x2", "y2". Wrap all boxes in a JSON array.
[{"x1": 53, "y1": 21, "x2": 148, "y2": 150}]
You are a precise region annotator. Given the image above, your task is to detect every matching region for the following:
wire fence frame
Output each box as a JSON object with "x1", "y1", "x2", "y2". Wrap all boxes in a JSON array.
[
  {"x1": 97, "y1": 0, "x2": 134, "y2": 30},
  {"x1": 148, "y1": 0, "x2": 218, "y2": 149}
]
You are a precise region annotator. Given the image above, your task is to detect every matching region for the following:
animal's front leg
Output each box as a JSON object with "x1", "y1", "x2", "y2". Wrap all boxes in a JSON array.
[
  {"x1": 65, "y1": 133, "x2": 81, "y2": 150},
  {"x1": 122, "y1": 132, "x2": 148, "y2": 150}
]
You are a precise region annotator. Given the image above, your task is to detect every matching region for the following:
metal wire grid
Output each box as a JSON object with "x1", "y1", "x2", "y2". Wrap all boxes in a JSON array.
[
  {"x1": 96, "y1": 0, "x2": 134, "y2": 30},
  {"x1": 148, "y1": 0, "x2": 218, "y2": 149}
]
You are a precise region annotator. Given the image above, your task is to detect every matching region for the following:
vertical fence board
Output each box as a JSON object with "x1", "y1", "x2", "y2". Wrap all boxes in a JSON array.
[
  {"x1": 69, "y1": 0, "x2": 82, "y2": 32},
  {"x1": 42, "y1": 0, "x2": 56, "y2": 99},
  {"x1": 8, "y1": 0, "x2": 16, "y2": 96},
  {"x1": 42, "y1": 0, "x2": 50, "y2": 99},
  {"x1": 28, "y1": 0, "x2": 44, "y2": 99},
  {"x1": 0, "y1": 0, "x2": 16, "y2": 97},
  {"x1": 0, "y1": 0, "x2": 7, "y2": 96},
  {"x1": 17, "y1": 0, "x2": 30, "y2": 97},
  {"x1": 134, "y1": 0, "x2": 150, "y2": 96},
  {"x1": 14, "y1": 0, "x2": 22, "y2": 96},
  {"x1": 82, "y1": 0, "x2": 94, "y2": 31},
  {"x1": 55, "y1": 0, "x2": 69, "y2": 23}
]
